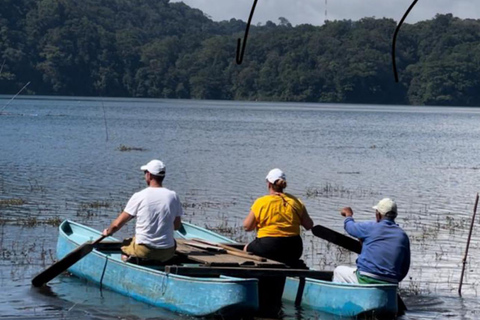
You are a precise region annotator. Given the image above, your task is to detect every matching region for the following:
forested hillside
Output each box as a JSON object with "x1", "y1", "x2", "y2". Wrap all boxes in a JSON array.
[{"x1": 1, "y1": 0, "x2": 480, "y2": 106}]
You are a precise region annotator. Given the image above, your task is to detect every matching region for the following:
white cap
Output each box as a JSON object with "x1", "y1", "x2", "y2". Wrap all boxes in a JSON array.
[
  {"x1": 373, "y1": 198, "x2": 397, "y2": 216},
  {"x1": 140, "y1": 160, "x2": 166, "y2": 176},
  {"x1": 266, "y1": 168, "x2": 286, "y2": 184}
]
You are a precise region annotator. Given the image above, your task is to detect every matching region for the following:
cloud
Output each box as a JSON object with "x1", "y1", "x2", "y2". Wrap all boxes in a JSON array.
[{"x1": 171, "y1": 0, "x2": 480, "y2": 26}]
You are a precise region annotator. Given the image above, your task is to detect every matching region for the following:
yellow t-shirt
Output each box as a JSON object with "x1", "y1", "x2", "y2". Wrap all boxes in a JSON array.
[{"x1": 251, "y1": 193, "x2": 306, "y2": 238}]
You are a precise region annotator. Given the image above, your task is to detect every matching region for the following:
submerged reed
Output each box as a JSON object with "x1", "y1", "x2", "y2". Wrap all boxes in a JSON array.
[
  {"x1": 0, "y1": 198, "x2": 26, "y2": 206},
  {"x1": 117, "y1": 144, "x2": 147, "y2": 152}
]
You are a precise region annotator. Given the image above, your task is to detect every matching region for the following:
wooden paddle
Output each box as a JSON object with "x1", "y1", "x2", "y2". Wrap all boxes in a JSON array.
[
  {"x1": 311, "y1": 225, "x2": 362, "y2": 254},
  {"x1": 31, "y1": 234, "x2": 107, "y2": 287},
  {"x1": 190, "y1": 238, "x2": 267, "y2": 262},
  {"x1": 311, "y1": 224, "x2": 407, "y2": 314}
]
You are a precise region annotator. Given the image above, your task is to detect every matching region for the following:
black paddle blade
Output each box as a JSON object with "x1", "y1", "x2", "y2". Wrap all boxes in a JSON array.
[
  {"x1": 31, "y1": 243, "x2": 93, "y2": 287},
  {"x1": 311, "y1": 225, "x2": 362, "y2": 254},
  {"x1": 31, "y1": 235, "x2": 106, "y2": 287}
]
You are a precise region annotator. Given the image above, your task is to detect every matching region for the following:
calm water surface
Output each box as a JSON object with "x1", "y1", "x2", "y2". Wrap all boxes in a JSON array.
[{"x1": 1, "y1": 96, "x2": 480, "y2": 319}]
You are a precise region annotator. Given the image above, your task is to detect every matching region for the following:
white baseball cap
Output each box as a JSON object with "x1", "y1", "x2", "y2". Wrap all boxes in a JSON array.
[
  {"x1": 140, "y1": 160, "x2": 166, "y2": 176},
  {"x1": 373, "y1": 198, "x2": 397, "y2": 216},
  {"x1": 266, "y1": 168, "x2": 286, "y2": 184}
]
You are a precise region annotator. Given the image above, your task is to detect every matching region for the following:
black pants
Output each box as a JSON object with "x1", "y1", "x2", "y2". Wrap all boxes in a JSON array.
[
  {"x1": 247, "y1": 235, "x2": 303, "y2": 312},
  {"x1": 246, "y1": 235, "x2": 303, "y2": 267}
]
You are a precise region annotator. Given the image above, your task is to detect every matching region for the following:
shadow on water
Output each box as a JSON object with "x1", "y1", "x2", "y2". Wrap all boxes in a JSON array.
[
  {"x1": 29, "y1": 277, "x2": 438, "y2": 320},
  {"x1": 26, "y1": 274, "x2": 406, "y2": 320},
  {"x1": 27, "y1": 276, "x2": 191, "y2": 320}
]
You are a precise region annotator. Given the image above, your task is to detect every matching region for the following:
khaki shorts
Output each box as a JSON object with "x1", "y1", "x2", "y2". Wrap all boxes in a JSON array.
[{"x1": 121, "y1": 237, "x2": 176, "y2": 262}]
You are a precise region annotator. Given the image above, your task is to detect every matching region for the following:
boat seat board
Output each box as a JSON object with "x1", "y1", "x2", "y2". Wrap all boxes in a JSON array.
[
  {"x1": 94, "y1": 237, "x2": 286, "y2": 268},
  {"x1": 175, "y1": 239, "x2": 285, "y2": 267},
  {"x1": 165, "y1": 265, "x2": 334, "y2": 280}
]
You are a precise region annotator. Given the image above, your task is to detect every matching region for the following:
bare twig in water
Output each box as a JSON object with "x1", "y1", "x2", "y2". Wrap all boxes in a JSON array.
[
  {"x1": 1, "y1": 81, "x2": 31, "y2": 113},
  {"x1": 102, "y1": 102, "x2": 109, "y2": 142},
  {"x1": 459, "y1": 193, "x2": 479, "y2": 296},
  {"x1": 67, "y1": 302, "x2": 78, "y2": 312}
]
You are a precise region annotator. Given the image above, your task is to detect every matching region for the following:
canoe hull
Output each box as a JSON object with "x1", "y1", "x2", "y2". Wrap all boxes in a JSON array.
[
  {"x1": 177, "y1": 222, "x2": 398, "y2": 317},
  {"x1": 283, "y1": 277, "x2": 398, "y2": 317},
  {"x1": 56, "y1": 220, "x2": 258, "y2": 317}
]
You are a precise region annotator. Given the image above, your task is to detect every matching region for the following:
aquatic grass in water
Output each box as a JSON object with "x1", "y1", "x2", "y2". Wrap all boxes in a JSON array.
[
  {"x1": 305, "y1": 183, "x2": 379, "y2": 199},
  {"x1": 0, "y1": 216, "x2": 62, "y2": 227},
  {"x1": 0, "y1": 198, "x2": 26, "y2": 206},
  {"x1": 27, "y1": 179, "x2": 46, "y2": 193},
  {"x1": 80, "y1": 201, "x2": 111, "y2": 209},
  {"x1": 116, "y1": 144, "x2": 147, "y2": 152},
  {"x1": 76, "y1": 200, "x2": 117, "y2": 220},
  {"x1": 182, "y1": 199, "x2": 237, "y2": 210}
]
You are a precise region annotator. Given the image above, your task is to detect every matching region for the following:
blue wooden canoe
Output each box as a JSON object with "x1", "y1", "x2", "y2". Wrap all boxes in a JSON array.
[
  {"x1": 176, "y1": 222, "x2": 399, "y2": 317},
  {"x1": 56, "y1": 220, "x2": 258, "y2": 317},
  {"x1": 282, "y1": 276, "x2": 398, "y2": 317}
]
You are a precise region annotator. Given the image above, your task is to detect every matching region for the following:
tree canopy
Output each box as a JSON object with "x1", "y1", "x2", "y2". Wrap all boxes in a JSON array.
[{"x1": 1, "y1": 0, "x2": 480, "y2": 106}]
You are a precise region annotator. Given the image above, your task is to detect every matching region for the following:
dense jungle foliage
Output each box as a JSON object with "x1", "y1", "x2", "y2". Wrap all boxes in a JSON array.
[{"x1": 1, "y1": 0, "x2": 480, "y2": 106}]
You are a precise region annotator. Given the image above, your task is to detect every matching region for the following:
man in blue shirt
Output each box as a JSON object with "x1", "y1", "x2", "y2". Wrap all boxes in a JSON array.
[{"x1": 333, "y1": 198, "x2": 410, "y2": 284}]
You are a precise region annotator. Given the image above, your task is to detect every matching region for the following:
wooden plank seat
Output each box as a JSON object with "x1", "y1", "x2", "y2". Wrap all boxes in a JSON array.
[
  {"x1": 164, "y1": 265, "x2": 334, "y2": 281},
  {"x1": 95, "y1": 239, "x2": 294, "y2": 270},
  {"x1": 175, "y1": 239, "x2": 286, "y2": 268}
]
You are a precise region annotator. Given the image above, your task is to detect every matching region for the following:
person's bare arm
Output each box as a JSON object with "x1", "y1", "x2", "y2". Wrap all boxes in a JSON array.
[
  {"x1": 174, "y1": 216, "x2": 182, "y2": 230},
  {"x1": 300, "y1": 208, "x2": 314, "y2": 230},
  {"x1": 103, "y1": 211, "x2": 133, "y2": 236},
  {"x1": 243, "y1": 210, "x2": 257, "y2": 231}
]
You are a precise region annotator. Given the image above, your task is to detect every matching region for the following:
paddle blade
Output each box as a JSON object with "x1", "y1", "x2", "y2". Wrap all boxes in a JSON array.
[
  {"x1": 31, "y1": 235, "x2": 106, "y2": 287},
  {"x1": 311, "y1": 225, "x2": 362, "y2": 254}
]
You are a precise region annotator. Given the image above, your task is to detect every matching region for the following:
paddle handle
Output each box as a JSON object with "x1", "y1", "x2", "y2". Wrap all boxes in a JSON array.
[
  {"x1": 92, "y1": 234, "x2": 108, "y2": 245},
  {"x1": 192, "y1": 238, "x2": 251, "y2": 254},
  {"x1": 180, "y1": 240, "x2": 227, "y2": 252}
]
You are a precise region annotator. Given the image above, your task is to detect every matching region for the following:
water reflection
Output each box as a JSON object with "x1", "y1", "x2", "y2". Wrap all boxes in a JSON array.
[{"x1": 29, "y1": 277, "x2": 189, "y2": 320}]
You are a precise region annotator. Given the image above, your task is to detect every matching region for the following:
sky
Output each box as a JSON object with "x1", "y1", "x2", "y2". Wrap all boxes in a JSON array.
[{"x1": 170, "y1": 0, "x2": 480, "y2": 26}]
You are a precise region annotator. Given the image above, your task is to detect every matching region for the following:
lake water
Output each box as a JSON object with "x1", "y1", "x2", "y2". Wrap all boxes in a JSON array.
[{"x1": 1, "y1": 96, "x2": 480, "y2": 319}]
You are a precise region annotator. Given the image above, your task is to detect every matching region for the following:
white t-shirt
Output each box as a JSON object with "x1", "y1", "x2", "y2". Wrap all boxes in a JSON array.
[{"x1": 124, "y1": 187, "x2": 183, "y2": 249}]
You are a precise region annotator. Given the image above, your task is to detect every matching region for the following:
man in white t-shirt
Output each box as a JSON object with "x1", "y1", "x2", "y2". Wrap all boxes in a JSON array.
[{"x1": 103, "y1": 159, "x2": 183, "y2": 262}]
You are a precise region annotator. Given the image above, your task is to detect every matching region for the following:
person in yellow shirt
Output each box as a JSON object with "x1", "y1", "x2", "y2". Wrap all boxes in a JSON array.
[{"x1": 243, "y1": 168, "x2": 314, "y2": 266}]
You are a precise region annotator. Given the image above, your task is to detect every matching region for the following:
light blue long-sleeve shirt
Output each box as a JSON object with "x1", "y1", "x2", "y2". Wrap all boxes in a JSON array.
[{"x1": 344, "y1": 217, "x2": 410, "y2": 282}]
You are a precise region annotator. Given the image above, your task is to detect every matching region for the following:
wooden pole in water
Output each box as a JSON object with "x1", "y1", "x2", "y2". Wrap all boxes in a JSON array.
[
  {"x1": 0, "y1": 59, "x2": 5, "y2": 75},
  {"x1": 458, "y1": 192, "x2": 479, "y2": 296}
]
